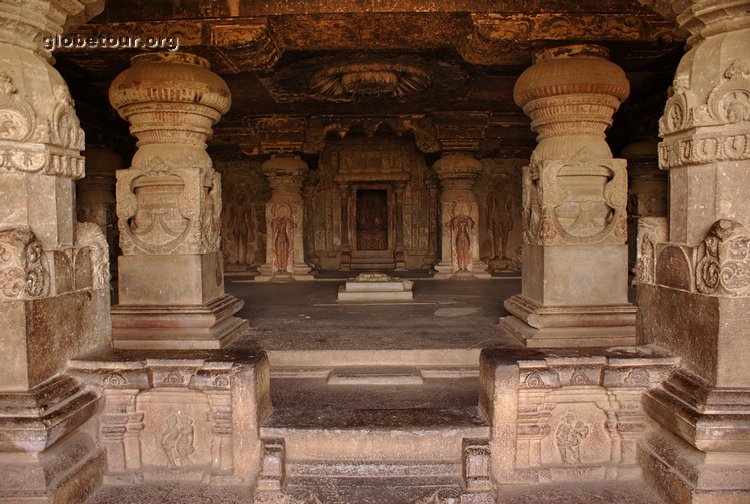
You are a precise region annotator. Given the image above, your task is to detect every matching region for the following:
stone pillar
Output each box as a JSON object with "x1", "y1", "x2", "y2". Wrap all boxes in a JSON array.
[
  {"x1": 109, "y1": 52, "x2": 247, "y2": 349},
  {"x1": 302, "y1": 182, "x2": 320, "y2": 270},
  {"x1": 423, "y1": 174, "x2": 440, "y2": 269},
  {"x1": 78, "y1": 145, "x2": 122, "y2": 281},
  {"x1": 256, "y1": 155, "x2": 313, "y2": 281},
  {"x1": 634, "y1": 1, "x2": 750, "y2": 501},
  {"x1": 433, "y1": 152, "x2": 490, "y2": 279},
  {"x1": 502, "y1": 45, "x2": 636, "y2": 347},
  {"x1": 620, "y1": 139, "x2": 668, "y2": 276},
  {"x1": 393, "y1": 180, "x2": 407, "y2": 270},
  {"x1": 338, "y1": 181, "x2": 352, "y2": 270},
  {"x1": 0, "y1": 0, "x2": 109, "y2": 501}
]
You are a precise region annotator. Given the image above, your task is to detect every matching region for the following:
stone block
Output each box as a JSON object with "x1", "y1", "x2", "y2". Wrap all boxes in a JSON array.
[
  {"x1": 68, "y1": 348, "x2": 271, "y2": 485},
  {"x1": 480, "y1": 346, "x2": 679, "y2": 486}
]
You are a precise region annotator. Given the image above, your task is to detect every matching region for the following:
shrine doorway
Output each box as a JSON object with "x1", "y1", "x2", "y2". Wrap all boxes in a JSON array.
[{"x1": 351, "y1": 184, "x2": 396, "y2": 270}]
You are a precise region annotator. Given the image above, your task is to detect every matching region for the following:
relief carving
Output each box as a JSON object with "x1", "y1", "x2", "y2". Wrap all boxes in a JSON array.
[
  {"x1": 0, "y1": 226, "x2": 49, "y2": 300},
  {"x1": 660, "y1": 61, "x2": 750, "y2": 168},
  {"x1": 271, "y1": 203, "x2": 295, "y2": 273},
  {"x1": 487, "y1": 177, "x2": 515, "y2": 260},
  {"x1": 522, "y1": 152, "x2": 627, "y2": 246},
  {"x1": 74, "y1": 221, "x2": 110, "y2": 290},
  {"x1": 635, "y1": 217, "x2": 668, "y2": 284},
  {"x1": 0, "y1": 73, "x2": 34, "y2": 143},
  {"x1": 554, "y1": 413, "x2": 590, "y2": 465},
  {"x1": 451, "y1": 202, "x2": 475, "y2": 272},
  {"x1": 161, "y1": 413, "x2": 195, "y2": 469},
  {"x1": 696, "y1": 219, "x2": 750, "y2": 296}
]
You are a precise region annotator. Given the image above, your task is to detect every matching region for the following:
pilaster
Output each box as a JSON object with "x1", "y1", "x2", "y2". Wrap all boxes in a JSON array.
[
  {"x1": 634, "y1": 1, "x2": 750, "y2": 502},
  {"x1": 433, "y1": 152, "x2": 490, "y2": 279},
  {"x1": 502, "y1": 44, "x2": 636, "y2": 347},
  {"x1": 256, "y1": 155, "x2": 314, "y2": 281},
  {"x1": 0, "y1": 1, "x2": 108, "y2": 502}
]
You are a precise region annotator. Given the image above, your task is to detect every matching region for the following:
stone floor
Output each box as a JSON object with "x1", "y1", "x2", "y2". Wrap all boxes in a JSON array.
[{"x1": 85, "y1": 479, "x2": 664, "y2": 503}]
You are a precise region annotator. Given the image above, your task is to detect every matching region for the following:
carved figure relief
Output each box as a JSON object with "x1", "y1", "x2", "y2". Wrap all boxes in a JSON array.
[
  {"x1": 554, "y1": 413, "x2": 590, "y2": 465},
  {"x1": 0, "y1": 226, "x2": 49, "y2": 300},
  {"x1": 487, "y1": 177, "x2": 515, "y2": 259},
  {"x1": 271, "y1": 203, "x2": 295, "y2": 273},
  {"x1": 219, "y1": 164, "x2": 268, "y2": 270},
  {"x1": 161, "y1": 413, "x2": 195, "y2": 469},
  {"x1": 451, "y1": 202, "x2": 475, "y2": 272}
]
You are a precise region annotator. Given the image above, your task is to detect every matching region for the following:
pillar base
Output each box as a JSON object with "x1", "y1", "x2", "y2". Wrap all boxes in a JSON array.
[
  {"x1": 111, "y1": 294, "x2": 248, "y2": 350},
  {"x1": 433, "y1": 260, "x2": 491, "y2": 280},
  {"x1": 639, "y1": 430, "x2": 750, "y2": 504},
  {"x1": 502, "y1": 295, "x2": 636, "y2": 348},
  {"x1": 255, "y1": 262, "x2": 315, "y2": 282},
  {"x1": 0, "y1": 375, "x2": 103, "y2": 503}
]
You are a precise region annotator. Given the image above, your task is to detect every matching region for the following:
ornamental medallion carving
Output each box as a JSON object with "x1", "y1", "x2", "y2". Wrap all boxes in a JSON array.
[
  {"x1": 310, "y1": 62, "x2": 430, "y2": 100},
  {"x1": 0, "y1": 73, "x2": 35, "y2": 143},
  {"x1": 696, "y1": 219, "x2": 750, "y2": 297},
  {"x1": 0, "y1": 226, "x2": 49, "y2": 300},
  {"x1": 522, "y1": 150, "x2": 627, "y2": 246}
]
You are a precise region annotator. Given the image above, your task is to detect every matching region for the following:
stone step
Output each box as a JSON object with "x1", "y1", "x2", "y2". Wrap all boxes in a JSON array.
[
  {"x1": 260, "y1": 374, "x2": 489, "y2": 477},
  {"x1": 267, "y1": 348, "x2": 483, "y2": 370}
]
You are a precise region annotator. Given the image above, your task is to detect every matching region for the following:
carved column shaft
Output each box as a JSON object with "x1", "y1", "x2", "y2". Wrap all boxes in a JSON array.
[
  {"x1": 635, "y1": 2, "x2": 750, "y2": 501},
  {"x1": 338, "y1": 182, "x2": 352, "y2": 270},
  {"x1": 108, "y1": 51, "x2": 247, "y2": 349},
  {"x1": 0, "y1": 2, "x2": 110, "y2": 502},
  {"x1": 256, "y1": 155, "x2": 313, "y2": 280},
  {"x1": 423, "y1": 175, "x2": 440, "y2": 268},
  {"x1": 503, "y1": 44, "x2": 635, "y2": 347},
  {"x1": 393, "y1": 181, "x2": 407, "y2": 270}
]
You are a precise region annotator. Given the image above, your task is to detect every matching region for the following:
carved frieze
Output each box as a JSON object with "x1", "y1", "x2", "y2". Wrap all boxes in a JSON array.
[
  {"x1": 460, "y1": 12, "x2": 680, "y2": 65},
  {"x1": 0, "y1": 226, "x2": 49, "y2": 300},
  {"x1": 660, "y1": 61, "x2": 750, "y2": 169}
]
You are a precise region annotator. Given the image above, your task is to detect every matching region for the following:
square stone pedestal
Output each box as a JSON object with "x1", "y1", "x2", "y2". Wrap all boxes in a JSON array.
[
  {"x1": 337, "y1": 273, "x2": 414, "y2": 302},
  {"x1": 502, "y1": 243, "x2": 636, "y2": 347},
  {"x1": 113, "y1": 253, "x2": 248, "y2": 349}
]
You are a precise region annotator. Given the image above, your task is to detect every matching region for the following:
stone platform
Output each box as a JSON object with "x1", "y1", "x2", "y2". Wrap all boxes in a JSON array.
[{"x1": 337, "y1": 272, "x2": 414, "y2": 302}]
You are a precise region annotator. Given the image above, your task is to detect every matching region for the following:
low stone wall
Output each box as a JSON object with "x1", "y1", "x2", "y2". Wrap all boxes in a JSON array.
[
  {"x1": 69, "y1": 349, "x2": 270, "y2": 485},
  {"x1": 480, "y1": 346, "x2": 678, "y2": 485}
]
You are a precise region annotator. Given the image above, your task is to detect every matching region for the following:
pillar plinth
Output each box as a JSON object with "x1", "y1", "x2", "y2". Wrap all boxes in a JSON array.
[
  {"x1": 109, "y1": 52, "x2": 247, "y2": 349},
  {"x1": 433, "y1": 152, "x2": 490, "y2": 279},
  {"x1": 256, "y1": 155, "x2": 314, "y2": 281},
  {"x1": 633, "y1": 2, "x2": 750, "y2": 500},
  {"x1": 502, "y1": 44, "x2": 636, "y2": 347},
  {"x1": 0, "y1": 1, "x2": 109, "y2": 501}
]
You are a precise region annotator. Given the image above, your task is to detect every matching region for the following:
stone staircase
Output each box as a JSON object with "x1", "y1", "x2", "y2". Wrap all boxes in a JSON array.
[{"x1": 254, "y1": 366, "x2": 493, "y2": 503}]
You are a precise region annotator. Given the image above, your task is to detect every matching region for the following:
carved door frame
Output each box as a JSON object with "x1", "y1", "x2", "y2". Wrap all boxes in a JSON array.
[{"x1": 350, "y1": 182, "x2": 396, "y2": 260}]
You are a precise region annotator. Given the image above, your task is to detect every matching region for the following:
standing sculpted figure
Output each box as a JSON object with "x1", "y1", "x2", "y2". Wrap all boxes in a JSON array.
[
  {"x1": 450, "y1": 201, "x2": 475, "y2": 272},
  {"x1": 272, "y1": 203, "x2": 295, "y2": 273},
  {"x1": 224, "y1": 188, "x2": 255, "y2": 265},
  {"x1": 487, "y1": 178, "x2": 515, "y2": 259}
]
